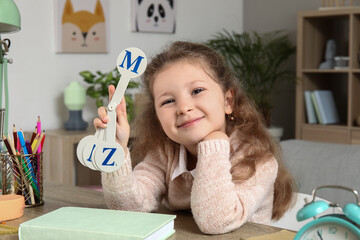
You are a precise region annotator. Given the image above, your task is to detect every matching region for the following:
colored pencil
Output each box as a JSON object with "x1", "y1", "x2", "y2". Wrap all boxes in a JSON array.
[
  {"x1": 15, "y1": 149, "x2": 33, "y2": 205},
  {"x1": 30, "y1": 126, "x2": 37, "y2": 145},
  {"x1": 26, "y1": 140, "x2": 32, "y2": 155},
  {"x1": 40, "y1": 131, "x2": 45, "y2": 148},
  {"x1": 31, "y1": 133, "x2": 39, "y2": 152},
  {"x1": 2, "y1": 134, "x2": 13, "y2": 155},
  {"x1": 18, "y1": 130, "x2": 40, "y2": 197},
  {"x1": 12, "y1": 124, "x2": 17, "y2": 149},
  {"x1": 16, "y1": 134, "x2": 21, "y2": 153},
  {"x1": 5, "y1": 134, "x2": 21, "y2": 195},
  {"x1": 37, "y1": 116, "x2": 41, "y2": 153},
  {"x1": 7, "y1": 133, "x2": 16, "y2": 156},
  {"x1": 33, "y1": 132, "x2": 44, "y2": 153}
]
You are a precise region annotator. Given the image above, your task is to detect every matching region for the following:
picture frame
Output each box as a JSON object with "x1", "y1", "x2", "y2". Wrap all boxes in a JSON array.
[
  {"x1": 54, "y1": 0, "x2": 109, "y2": 53},
  {"x1": 131, "y1": 0, "x2": 176, "y2": 34}
]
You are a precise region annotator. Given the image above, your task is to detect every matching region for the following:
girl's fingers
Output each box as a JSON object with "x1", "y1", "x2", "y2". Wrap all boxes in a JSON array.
[
  {"x1": 94, "y1": 106, "x2": 109, "y2": 129},
  {"x1": 117, "y1": 96, "x2": 127, "y2": 123},
  {"x1": 108, "y1": 85, "x2": 116, "y2": 102},
  {"x1": 93, "y1": 117, "x2": 106, "y2": 129}
]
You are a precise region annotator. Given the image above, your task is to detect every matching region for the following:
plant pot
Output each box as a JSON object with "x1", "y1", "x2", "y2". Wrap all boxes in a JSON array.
[{"x1": 267, "y1": 126, "x2": 284, "y2": 142}]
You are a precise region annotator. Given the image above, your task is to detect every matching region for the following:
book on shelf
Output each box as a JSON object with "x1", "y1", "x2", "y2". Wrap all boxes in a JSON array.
[
  {"x1": 310, "y1": 92, "x2": 323, "y2": 124},
  {"x1": 304, "y1": 91, "x2": 318, "y2": 124},
  {"x1": 18, "y1": 207, "x2": 176, "y2": 240},
  {"x1": 312, "y1": 90, "x2": 340, "y2": 125}
]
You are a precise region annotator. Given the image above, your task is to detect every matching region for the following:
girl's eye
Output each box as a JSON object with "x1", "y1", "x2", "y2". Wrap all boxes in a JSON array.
[
  {"x1": 161, "y1": 99, "x2": 175, "y2": 106},
  {"x1": 192, "y1": 88, "x2": 204, "y2": 95}
]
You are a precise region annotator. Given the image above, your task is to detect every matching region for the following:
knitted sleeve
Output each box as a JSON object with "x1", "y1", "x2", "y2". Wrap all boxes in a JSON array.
[
  {"x1": 191, "y1": 139, "x2": 278, "y2": 234},
  {"x1": 101, "y1": 148, "x2": 168, "y2": 212}
]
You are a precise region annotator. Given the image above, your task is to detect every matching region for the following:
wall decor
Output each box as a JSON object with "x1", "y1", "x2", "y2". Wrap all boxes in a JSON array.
[
  {"x1": 131, "y1": 0, "x2": 176, "y2": 33},
  {"x1": 54, "y1": 0, "x2": 109, "y2": 53}
]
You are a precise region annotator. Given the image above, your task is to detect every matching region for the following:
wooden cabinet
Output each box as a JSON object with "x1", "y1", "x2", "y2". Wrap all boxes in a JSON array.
[
  {"x1": 41, "y1": 129, "x2": 101, "y2": 186},
  {"x1": 296, "y1": 8, "x2": 360, "y2": 144}
]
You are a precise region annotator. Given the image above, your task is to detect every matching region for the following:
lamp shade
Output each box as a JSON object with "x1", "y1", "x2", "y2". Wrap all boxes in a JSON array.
[
  {"x1": 64, "y1": 81, "x2": 86, "y2": 111},
  {"x1": 0, "y1": 0, "x2": 21, "y2": 33}
]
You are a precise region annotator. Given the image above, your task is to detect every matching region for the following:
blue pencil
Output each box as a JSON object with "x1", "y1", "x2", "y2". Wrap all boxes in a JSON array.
[{"x1": 17, "y1": 130, "x2": 40, "y2": 196}]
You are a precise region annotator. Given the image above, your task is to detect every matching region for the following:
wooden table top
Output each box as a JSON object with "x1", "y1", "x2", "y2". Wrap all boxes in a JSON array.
[{"x1": 3, "y1": 181, "x2": 282, "y2": 240}]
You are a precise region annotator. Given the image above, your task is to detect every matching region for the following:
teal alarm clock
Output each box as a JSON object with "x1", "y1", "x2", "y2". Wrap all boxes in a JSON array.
[{"x1": 294, "y1": 185, "x2": 360, "y2": 240}]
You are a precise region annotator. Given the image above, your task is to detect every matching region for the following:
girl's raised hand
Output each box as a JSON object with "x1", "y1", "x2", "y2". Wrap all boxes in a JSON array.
[{"x1": 93, "y1": 85, "x2": 130, "y2": 155}]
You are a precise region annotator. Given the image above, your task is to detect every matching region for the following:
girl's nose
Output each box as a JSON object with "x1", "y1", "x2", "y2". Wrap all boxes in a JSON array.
[{"x1": 176, "y1": 101, "x2": 193, "y2": 115}]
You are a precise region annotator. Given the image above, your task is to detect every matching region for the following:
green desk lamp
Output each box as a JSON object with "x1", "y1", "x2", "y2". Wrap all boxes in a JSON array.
[
  {"x1": 64, "y1": 81, "x2": 88, "y2": 131},
  {"x1": 0, "y1": 0, "x2": 21, "y2": 136}
]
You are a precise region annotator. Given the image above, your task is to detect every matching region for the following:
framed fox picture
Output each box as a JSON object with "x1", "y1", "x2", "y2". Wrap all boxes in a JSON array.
[
  {"x1": 131, "y1": 0, "x2": 176, "y2": 33},
  {"x1": 54, "y1": 0, "x2": 109, "y2": 53}
]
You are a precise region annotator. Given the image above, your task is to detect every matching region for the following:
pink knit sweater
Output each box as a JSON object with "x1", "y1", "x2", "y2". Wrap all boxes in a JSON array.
[{"x1": 101, "y1": 135, "x2": 278, "y2": 234}]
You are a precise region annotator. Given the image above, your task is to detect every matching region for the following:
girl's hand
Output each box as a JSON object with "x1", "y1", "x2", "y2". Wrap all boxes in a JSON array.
[{"x1": 93, "y1": 85, "x2": 130, "y2": 155}]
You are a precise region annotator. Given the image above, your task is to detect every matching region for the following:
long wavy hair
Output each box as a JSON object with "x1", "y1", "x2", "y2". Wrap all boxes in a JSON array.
[{"x1": 131, "y1": 41, "x2": 295, "y2": 220}]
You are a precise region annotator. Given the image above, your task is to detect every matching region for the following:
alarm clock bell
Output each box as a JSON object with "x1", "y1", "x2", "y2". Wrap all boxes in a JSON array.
[{"x1": 294, "y1": 185, "x2": 360, "y2": 240}]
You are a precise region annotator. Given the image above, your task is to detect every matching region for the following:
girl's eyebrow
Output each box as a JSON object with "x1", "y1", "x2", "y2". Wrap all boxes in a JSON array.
[
  {"x1": 155, "y1": 91, "x2": 172, "y2": 102},
  {"x1": 155, "y1": 79, "x2": 209, "y2": 101}
]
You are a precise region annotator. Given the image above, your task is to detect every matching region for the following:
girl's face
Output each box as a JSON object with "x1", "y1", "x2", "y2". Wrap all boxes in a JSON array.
[{"x1": 152, "y1": 60, "x2": 233, "y2": 149}]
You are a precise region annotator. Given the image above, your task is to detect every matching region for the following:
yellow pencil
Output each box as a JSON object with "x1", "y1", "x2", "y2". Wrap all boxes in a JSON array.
[
  {"x1": 31, "y1": 133, "x2": 40, "y2": 152},
  {"x1": 33, "y1": 132, "x2": 44, "y2": 153}
]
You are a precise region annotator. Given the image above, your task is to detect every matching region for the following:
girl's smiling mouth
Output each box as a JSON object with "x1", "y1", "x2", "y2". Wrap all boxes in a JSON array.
[{"x1": 177, "y1": 117, "x2": 204, "y2": 128}]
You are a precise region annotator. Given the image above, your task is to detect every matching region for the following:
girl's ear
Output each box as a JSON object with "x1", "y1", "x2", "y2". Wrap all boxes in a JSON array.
[{"x1": 224, "y1": 89, "x2": 234, "y2": 114}]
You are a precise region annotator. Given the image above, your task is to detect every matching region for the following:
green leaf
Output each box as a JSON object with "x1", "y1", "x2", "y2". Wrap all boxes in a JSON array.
[
  {"x1": 95, "y1": 75, "x2": 105, "y2": 84},
  {"x1": 80, "y1": 71, "x2": 95, "y2": 83},
  {"x1": 128, "y1": 81, "x2": 140, "y2": 89},
  {"x1": 204, "y1": 29, "x2": 295, "y2": 124},
  {"x1": 106, "y1": 72, "x2": 114, "y2": 83},
  {"x1": 80, "y1": 67, "x2": 140, "y2": 122},
  {"x1": 96, "y1": 99, "x2": 103, "y2": 108}
]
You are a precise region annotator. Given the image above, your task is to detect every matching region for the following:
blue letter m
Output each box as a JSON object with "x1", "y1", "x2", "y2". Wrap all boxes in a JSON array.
[{"x1": 119, "y1": 50, "x2": 144, "y2": 74}]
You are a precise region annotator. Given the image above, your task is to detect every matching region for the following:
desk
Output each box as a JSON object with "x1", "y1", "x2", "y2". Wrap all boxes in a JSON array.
[{"x1": 4, "y1": 181, "x2": 283, "y2": 240}]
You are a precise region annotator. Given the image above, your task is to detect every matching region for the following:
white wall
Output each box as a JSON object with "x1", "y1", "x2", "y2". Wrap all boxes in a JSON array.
[
  {"x1": 243, "y1": 0, "x2": 320, "y2": 139},
  {"x1": 3, "y1": 0, "x2": 243, "y2": 132}
]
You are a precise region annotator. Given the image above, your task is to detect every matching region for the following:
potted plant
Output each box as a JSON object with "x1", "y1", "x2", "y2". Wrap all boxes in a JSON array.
[
  {"x1": 205, "y1": 30, "x2": 295, "y2": 137},
  {"x1": 79, "y1": 67, "x2": 140, "y2": 122}
]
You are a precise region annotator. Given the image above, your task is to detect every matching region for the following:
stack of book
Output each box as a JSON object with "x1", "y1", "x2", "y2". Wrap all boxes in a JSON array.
[
  {"x1": 18, "y1": 207, "x2": 176, "y2": 240},
  {"x1": 304, "y1": 90, "x2": 340, "y2": 125}
]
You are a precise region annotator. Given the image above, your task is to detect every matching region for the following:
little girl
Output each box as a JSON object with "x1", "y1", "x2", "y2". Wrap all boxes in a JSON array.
[{"x1": 94, "y1": 41, "x2": 295, "y2": 234}]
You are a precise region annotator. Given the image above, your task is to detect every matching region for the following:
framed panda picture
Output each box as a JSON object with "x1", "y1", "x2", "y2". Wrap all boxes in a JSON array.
[
  {"x1": 54, "y1": 0, "x2": 109, "y2": 53},
  {"x1": 131, "y1": 0, "x2": 176, "y2": 33}
]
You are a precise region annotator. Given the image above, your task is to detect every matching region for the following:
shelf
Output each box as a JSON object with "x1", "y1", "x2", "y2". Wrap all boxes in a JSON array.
[
  {"x1": 302, "y1": 69, "x2": 349, "y2": 73},
  {"x1": 303, "y1": 124, "x2": 348, "y2": 129},
  {"x1": 296, "y1": 8, "x2": 360, "y2": 145},
  {"x1": 301, "y1": 124, "x2": 348, "y2": 144}
]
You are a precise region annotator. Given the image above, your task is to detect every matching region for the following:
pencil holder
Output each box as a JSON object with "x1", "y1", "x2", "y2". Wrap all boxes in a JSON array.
[{"x1": 0, "y1": 152, "x2": 44, "y2": 207}]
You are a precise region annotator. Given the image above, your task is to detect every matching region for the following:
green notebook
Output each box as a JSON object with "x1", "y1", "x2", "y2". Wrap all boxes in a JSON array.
[{"x1": 18, "y1": 207, "x2": 176, "y2": 240}]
